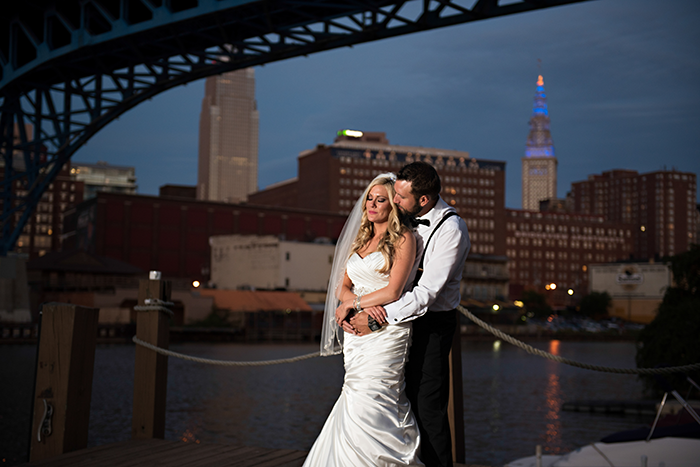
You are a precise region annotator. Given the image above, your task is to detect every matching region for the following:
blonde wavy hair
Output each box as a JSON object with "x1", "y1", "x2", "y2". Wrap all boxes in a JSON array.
[{"x1": 349, "y1": 175, "x2": 408, "y2": 274}]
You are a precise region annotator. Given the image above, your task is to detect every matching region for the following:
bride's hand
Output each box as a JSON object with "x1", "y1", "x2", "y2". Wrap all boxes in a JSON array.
[
  {"x1": 365, "y1": 305, "x2": 387, "y2": 325},
  {"x1": 335, "y1": 300, "x2": 354, "y2": 325}
]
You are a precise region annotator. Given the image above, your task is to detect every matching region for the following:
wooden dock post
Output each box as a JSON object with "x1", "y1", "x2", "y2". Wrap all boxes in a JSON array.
[
  {"x1": 448, "y1": 309, "x2": 465, "y2": 464},
  {"x1": 132, "y1": 274, "x2": 171, "y2": 440},
  {"x1": 30, "y1": 303, "x2": 99, "y2": 462}
]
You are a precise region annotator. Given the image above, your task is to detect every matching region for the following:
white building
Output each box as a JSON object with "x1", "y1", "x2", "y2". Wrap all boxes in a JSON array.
[
  {"x1": 589, "y1": 262, "x2": 671, "y2": 323},
  {"x1": 210, "y1": 235, "x2": 335, "y2": 292}
]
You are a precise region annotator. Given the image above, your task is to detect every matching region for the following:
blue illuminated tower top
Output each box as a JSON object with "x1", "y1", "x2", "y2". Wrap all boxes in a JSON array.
[{"x1": 525, "y1": 75, "x2": 555, "y2": 158}]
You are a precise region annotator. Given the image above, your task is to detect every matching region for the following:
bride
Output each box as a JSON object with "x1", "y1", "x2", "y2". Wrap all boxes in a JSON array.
[{"x1": 303, "y1": 173, "x2": 423, "y2": 467}]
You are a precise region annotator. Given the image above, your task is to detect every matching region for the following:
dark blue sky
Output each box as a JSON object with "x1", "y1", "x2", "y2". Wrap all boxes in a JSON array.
[{"x1": 76, "y1": 0, "x2": 700, "y2": 209}]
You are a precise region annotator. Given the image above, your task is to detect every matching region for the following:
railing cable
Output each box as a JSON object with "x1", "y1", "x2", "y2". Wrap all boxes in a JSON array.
[
  {"x1": 130, "y1": 304, "x2": 700, "y2": 374},
  {"x1": 456, "y1": 305, "x2": 700, "y2": 375},
  {"x1": 132, "y1": 336, "x2": 322, "y2": 366}
]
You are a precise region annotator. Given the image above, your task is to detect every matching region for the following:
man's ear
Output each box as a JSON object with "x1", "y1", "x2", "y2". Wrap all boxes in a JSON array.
[{"x1": 418, "y1": 195, "x2": 430, "y2": 208}]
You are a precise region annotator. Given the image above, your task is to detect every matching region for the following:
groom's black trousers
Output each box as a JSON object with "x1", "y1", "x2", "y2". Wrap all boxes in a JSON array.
[{"x1": 405, "y1": 310, "x2": 457, "y2": 467}]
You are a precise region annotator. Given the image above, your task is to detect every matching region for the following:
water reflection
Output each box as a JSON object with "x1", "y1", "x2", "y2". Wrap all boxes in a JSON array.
[
  {"x1": 549, "y1": 340, "x2": 560, "y2": 356},
  {"x1": 461, "y1": 340, "x2": 647, "y2": 466},
  {"x1": 544, "y1": 373, "x2": 562, "y2": 450},
  {"x1": 543, "y1": 340, "x2": 563, "y2": 452},
  {"x1": 493, "y1": 339, "x2": 502, "y2": 353}
]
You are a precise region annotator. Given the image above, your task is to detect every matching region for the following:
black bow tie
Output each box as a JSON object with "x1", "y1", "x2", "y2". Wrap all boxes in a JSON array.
[{"x1": 408, "y1": 217, "x2": 430, "y2": 228}]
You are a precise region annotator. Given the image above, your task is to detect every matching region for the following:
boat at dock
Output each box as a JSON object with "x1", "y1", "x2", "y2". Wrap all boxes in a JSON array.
[{"x1": 506, "y1": 380, "x2": 700, "y2": 467}]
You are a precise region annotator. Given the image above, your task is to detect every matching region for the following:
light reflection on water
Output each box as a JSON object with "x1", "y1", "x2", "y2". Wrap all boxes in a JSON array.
[
  {"x1": 1, "y1": 339, "x2": 650, "y2": 467},
  {"x1": 459, "y1": 339, "x2": 647, "y2": 466},
  {"x1": 544, "y1": 341, "x2": 562, "y2": 451}
]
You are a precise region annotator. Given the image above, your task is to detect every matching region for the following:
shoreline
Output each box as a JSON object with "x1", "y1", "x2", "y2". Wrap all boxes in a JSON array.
[{"x1": 0, "y1": 325, "x2": 640, "y2": 345}]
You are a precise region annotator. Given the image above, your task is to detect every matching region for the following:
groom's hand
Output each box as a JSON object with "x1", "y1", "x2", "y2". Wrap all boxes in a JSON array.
[
  {"x1": 340, "y1": 320, "x2": 357, "y2": 335},
  {"x1": 349, "y1": 311, "x2": 372, "y2": 336}
]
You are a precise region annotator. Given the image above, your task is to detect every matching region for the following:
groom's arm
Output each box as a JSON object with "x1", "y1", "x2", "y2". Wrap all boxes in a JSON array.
[{"x1": 384, "y1": 223, "x2": 470, "y2": 324}]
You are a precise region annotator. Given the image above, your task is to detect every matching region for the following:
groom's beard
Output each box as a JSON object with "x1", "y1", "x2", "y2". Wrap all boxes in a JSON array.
[
  {"x1": 398, "y1": 201, "x2": 422, "y2": 220},
  {"x1": 398, "y1": 205, "x2": 422, "y2": 226}
]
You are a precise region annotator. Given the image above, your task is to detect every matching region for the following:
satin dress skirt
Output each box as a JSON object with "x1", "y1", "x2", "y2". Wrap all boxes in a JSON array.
[{"x1": 303, "y1": 322, "x2": 423, "y2": 467}]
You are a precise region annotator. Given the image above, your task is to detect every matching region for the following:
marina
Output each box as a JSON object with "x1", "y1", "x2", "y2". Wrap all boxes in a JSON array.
[{"x1": 2, "y1": 330, "x2": 651, "y2": 466}]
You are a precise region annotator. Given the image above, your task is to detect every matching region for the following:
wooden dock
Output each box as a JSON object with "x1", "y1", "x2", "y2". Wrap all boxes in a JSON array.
[
  {"x1": 562, "y1": 399, "x2": 657, "y2": 415},
  {"x1": 19, "y1": 439, "x2": 483, "y2": 467},
  {"x1": 21, "y1": 439, "x2": 308, "y2": 467}
]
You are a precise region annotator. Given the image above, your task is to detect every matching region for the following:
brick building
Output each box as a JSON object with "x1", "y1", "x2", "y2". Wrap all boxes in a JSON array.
[
  {"x1": 62, "y1": 192, "x2": 347, "y2": 282},
  {"x1": 505, "y1": 208, "x2": 633, "y2": 305},
  {"x1": 1, "y1": 125, "x2": 84, "y2": 259},
  {"x1": 570, "y1": 169, "x2": 697, "y2": 259},
  {"x1": 249, "y1": 131, "x2": 506, "y2": 256}
]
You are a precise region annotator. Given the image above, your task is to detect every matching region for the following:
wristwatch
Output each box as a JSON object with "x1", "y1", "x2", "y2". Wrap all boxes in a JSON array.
[{"x1": 367, "y1": 315, "x2": 382, "y2": 332}]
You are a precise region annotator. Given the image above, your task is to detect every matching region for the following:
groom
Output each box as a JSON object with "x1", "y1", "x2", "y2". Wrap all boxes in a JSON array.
[{"x1": 347, "y1": 161, "x2": 471, "y2": 467}]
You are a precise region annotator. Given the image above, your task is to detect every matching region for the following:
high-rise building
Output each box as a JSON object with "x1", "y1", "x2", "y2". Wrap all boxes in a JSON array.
[
  {"x1": 522, "y1": 75, "x2": 557, "y2": 211},
  {"x1": 249, "y1": 130, "x2": 507, "y2": 256},
  {"x1": 570, "y1": 169, "x2": 697, "y2": 259},
  {"x1": 197, "y1": 68, "x2": 259, "y2": 203}
]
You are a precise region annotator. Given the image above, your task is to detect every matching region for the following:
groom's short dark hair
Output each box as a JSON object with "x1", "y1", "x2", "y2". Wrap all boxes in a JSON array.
[{"x1": 397, "y1": 162, "x2": 441, "y2": 200}]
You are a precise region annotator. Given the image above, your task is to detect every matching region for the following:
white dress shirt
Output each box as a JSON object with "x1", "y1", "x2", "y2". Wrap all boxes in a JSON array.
[{"x1": 384, "y1": 196, "x2": 471, "y2": 324}]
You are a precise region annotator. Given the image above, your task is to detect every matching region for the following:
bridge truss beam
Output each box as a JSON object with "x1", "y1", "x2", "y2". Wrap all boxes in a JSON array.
[{"x1": 0, "y1": 0, "x2": 589, "y2": 255}]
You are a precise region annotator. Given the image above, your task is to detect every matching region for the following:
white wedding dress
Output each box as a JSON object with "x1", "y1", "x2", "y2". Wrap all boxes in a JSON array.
[{"x1": 303, "y1": 252, "x2": 423, "y2": 467}]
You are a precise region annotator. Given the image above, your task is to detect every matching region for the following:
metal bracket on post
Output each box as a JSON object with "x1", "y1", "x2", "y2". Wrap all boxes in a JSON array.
[
  {"x1": 29, "y1": 303, "x2": 99, "y2": 462},
  {"x1": 132, "y1": 271, "x2": 171, "y2": 440}
]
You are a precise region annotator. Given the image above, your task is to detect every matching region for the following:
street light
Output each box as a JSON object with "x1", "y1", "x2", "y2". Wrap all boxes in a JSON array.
[
  {"x1": 492, "y1": 304, "x2": 500, "y2": 311},
  {"x1": 192, "y1": 280, "x2": 201, "y2": 288},
  {"x1": 567, "y1": 288, "x2": 574, "y2": 296}
]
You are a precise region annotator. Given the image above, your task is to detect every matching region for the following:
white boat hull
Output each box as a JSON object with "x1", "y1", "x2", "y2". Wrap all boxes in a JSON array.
[{"x1": 505, "y1": 437, "x2": 700, "y2": 467}]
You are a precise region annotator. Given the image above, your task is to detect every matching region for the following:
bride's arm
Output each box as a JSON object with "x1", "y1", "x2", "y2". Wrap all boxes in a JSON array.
[{"x1": 337, "y1": 272, "x2": 355, "y2": 303}]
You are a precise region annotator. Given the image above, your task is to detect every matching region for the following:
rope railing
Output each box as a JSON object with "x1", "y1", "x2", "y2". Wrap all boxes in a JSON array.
[
  {"x1": 456, "y1": 305, "x2": 700, "y2": 375},
  {"x1": 132, "y1": 336, "x2": 321, "y2": 366},
  {"x1": 134, "y1": 298, "x2": 175, "y2": 316},
  {"x1": 131, "y1": 304, "x2": 700, "y2": 374}
]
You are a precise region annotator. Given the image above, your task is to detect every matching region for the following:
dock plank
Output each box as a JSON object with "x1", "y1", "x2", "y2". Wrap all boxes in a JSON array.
[
  {"x1": 23, "y1": 439, "x2": 156, "y2": 467},
  {"x1": 20, "y1": 439, "x2": 485, "y2": 467},
  {"x1": 20, "y1": 440, "x2": 307, "y2": 467},
  {"x1": 117, "y1": 440, "x2": 213, "y2": 467},
  {"x1": 185, "y1": 445, "x2": 263, "y2": 466},
  {"x1": 233, "y1": 448, "x2": 306, "y2": 466}
]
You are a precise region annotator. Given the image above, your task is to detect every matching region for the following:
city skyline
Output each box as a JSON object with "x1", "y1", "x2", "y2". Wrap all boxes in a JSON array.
[{"x1": 74, "y1": 0, "x2": 700, "y2": 209}]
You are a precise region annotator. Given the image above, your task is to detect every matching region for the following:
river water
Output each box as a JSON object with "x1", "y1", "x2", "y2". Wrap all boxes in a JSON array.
[{"x1": 1, "y1": 339, "x2": 650, "y2": 466}]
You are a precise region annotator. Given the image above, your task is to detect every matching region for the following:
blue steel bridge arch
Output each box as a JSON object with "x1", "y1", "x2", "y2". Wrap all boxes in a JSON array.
[{"x1": 0, "y1": 0, "x2": 588, "y2": 255}]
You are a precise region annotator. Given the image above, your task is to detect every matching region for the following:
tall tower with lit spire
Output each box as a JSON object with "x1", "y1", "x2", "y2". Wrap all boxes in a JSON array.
[{"x1": 522, "y1": 75, "x2": 557, "y2": 211}]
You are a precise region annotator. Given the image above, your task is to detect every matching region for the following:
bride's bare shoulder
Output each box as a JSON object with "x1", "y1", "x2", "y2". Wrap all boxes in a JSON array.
[{"x1": 398, "y1": 230, "x2": 416, "y2": 249}]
